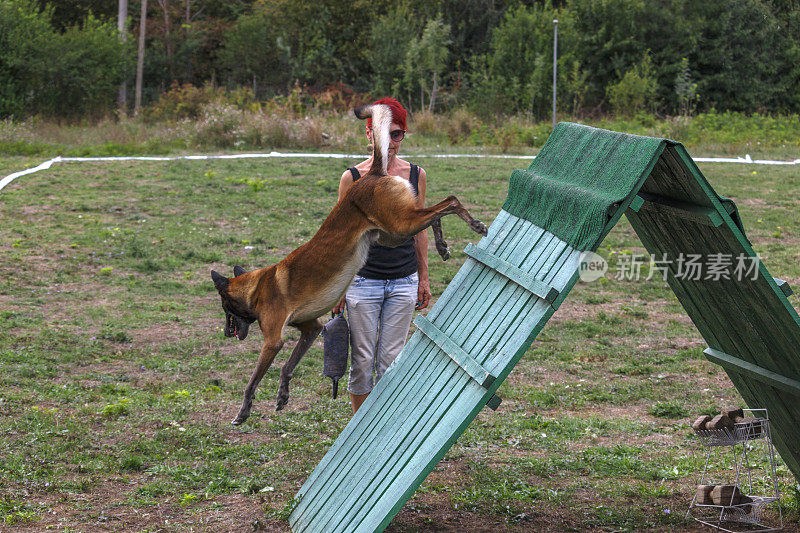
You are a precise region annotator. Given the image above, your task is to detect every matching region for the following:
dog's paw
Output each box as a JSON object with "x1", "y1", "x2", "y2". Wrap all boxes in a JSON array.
[
  {"x1": 275, "y1": 391, "x2": 289, "y2": 411},
  {"x1": 471, "y1": 219, "x2": 488, "y2": 236},
  {"x1": 436, "y1": 242, "x2": 451, "y2": 261}
]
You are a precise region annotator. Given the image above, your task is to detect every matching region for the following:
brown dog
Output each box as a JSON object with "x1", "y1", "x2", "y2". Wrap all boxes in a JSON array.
[{"x1": 211, "y1": 103, "x2": 488, "y2": 425}]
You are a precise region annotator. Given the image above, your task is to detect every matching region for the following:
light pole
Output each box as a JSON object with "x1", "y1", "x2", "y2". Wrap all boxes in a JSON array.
[{"x1": 553, "y1": 19, "x2": 558, "y2": 130}]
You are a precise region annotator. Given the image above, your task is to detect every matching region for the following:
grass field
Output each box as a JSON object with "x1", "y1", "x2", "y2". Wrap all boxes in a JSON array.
[{"x1": 1, "y1": 153, "x2": 799, "y2": 532}]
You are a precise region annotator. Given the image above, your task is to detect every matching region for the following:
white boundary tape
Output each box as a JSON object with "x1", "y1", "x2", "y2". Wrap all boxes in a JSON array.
[{"x1": 2, "y1": 151, "x2": 799, "y2": 193}]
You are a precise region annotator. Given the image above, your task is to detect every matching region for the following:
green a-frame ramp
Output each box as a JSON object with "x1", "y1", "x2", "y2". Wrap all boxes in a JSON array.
[{"x1": 290, "y1": 123, "x2": 800, "y2": 532}]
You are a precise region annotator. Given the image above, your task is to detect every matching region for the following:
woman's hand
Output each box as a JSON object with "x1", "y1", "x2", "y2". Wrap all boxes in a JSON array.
[
  {"x1": 333, "y1": 296, "x2": 347, "y2": 315},
  {"x1": 415, "y1": 278, "x2": 431, "y2": 310}
]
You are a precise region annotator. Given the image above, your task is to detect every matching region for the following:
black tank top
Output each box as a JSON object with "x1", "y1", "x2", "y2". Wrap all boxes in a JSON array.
[{"x1": 350, "y1": 165, "x2": 420, "y2": 280}]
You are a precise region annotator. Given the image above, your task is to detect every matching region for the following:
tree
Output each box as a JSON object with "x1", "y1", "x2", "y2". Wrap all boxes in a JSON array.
[
  {"x1": 46, "y1": 15, "x2": 134, "y2": 117},
  {"x1": 368, "y1": 3, "x2": 420, "y2": 97},
  {"x1": 687, "y1": 0, "x2": 782, "y2": 112},
  {"x1": 674, "y1": 57, "x2": 698, "y2": 116},
  {"x1": 217, "y1": 11, "x2": 286, "y2": 93},
  {"x1": 118, "y1": 0, "x2": 128, "y2": 112},
  {"x1": 418, "y1": 16, "x2": 451, "y2": 111},
  {"x1": 155, "y1": 0, "x2": 174, "y2": 80},
  {"x1": 1, "y1": 0, "x2": 131, "y2": 118},
  {"x1": 37, "y1": 0, "x2": 117, "y2": 31},
  {"x1": 135, "y1": 0, "x2": 147, "y2": 113},
  {"x1": 477, "y1": 2, "x2": 572, "y2": 118},
  {"x1": 0, "y1": 0, "x2": 57, "y2": 117},
  {"x1": 606, "y1": 52, "x2": 658, "y2": 116}
]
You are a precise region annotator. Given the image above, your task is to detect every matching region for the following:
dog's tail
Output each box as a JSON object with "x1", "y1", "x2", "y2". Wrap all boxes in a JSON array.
[{"x1": 353, "y1": 104, "x2": 391, "y2": 176}]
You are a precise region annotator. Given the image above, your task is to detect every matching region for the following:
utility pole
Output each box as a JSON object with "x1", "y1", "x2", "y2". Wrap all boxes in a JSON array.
[
  {"x1": 135, "y1": 0, "x2": 148, "y2": 114},
  {"x1": 552, "y1": 19, "x2": 558, "y2": 130},
  {"x1": 117, "y1": 0, "x2": 128, "y2": 113}
]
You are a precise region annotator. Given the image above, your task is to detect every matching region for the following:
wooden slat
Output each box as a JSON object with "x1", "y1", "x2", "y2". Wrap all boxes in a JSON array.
[
  {"x1": 463, "y1": 243, "x2": 560, "y2": 304},
  {"x1": 704, "y1": 348, "x2": 800, "y2": 396},
  {"x1": 413, "y1": 314, "x2": 496, "y2": 388},
  {"x1": 448, "y1": 221, "x2": 554, "y2": 359}
]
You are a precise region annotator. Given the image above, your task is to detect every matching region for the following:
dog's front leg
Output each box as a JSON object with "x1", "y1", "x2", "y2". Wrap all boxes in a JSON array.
[
  {"x1": 430, "y1": 218, "x2": 450, "y2": 260},
  {"x1": 232, "y1": 338, "x2": 284, "y2": 425},
  {"x1": 276, "y1": 319, "x2": 323, "y2": 411}
]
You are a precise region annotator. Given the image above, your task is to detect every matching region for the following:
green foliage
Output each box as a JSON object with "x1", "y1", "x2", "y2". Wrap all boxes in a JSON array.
[
  {"x1": 674, "y1": 58, "x2": 699, "y2": 116},
  {"x1": 0, "y1": 496, "x2": 38, "y2": 524},
  {"x1": 4, "y1": 0, "x2": 800, "y2": 118},
  {"x1": 649, "y1": 400, "x2": 689, "y2": 419},
  {"x1": 0, "y1": 0, "x2": 132, "y2": 119},
  {"x1": 689, "y1": 0, "x2": 782, "y2": 112},
  {"x1": 474, "y1": 2, "x2": 569, "y2": 119},
  {"x1": 100, "y1": 398, "x2": 132, "y2": 418},
  {"x1": 402, "y1": 16, "x2": 453, "y2": 112},
  {"x1": 369, "y1": 3, "x2": 421, "y2": 97},
  {"x1": 416, "y1": 16, "x2": 452, "y2": 111},
  {"x1": 606, "y1": 53, "x2": 658, "y2": 116},
  {"x1": 216, "y1": 11, "x2": 287, "y2": 91},
  {"x1": 0, "y1": 0, "x2": 57, "y2": 118}
]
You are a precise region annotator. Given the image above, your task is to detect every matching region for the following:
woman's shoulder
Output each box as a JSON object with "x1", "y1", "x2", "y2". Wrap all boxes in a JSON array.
[
  {"x1": 352, "y1": 160, "x2": 373, "y2": 176},
  {"x1": 388, "y1": 158, "x2": 414, "y2": 178}
]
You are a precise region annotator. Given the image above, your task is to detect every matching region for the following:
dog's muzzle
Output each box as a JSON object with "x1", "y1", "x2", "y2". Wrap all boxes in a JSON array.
[{"x1": 225, "y1": 313, "x2": 251, "y2": 341}]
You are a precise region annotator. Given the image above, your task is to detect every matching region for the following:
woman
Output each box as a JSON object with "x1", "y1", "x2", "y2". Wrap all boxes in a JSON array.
[{"x1": 332, "y1": 97, "x2": 431, "y2": 414}]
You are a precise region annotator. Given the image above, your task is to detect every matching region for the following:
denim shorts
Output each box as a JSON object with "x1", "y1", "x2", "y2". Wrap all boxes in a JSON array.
[{"x1": 345, "y1": 273, "x2": 418, "y2": 395}]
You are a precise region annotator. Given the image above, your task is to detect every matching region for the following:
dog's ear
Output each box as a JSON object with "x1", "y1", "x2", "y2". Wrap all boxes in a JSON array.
[
  {"x1": 211, "y1": 270, "x2": 229, "y2": 292},
  {"x1": 233, "y1": 265, "x2": 246, "y2": 277}
]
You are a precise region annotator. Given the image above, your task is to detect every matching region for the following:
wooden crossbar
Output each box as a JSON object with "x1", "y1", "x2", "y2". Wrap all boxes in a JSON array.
[
  {"x1": 704, "y1": 348, "x2": 800, "y2": 396},
  {"x1": 774, "y1": 277, "x2": 793, "y2": 297},
  {"x1": 486, "y1": 394, "x2": 502, "y2": 411},
  {"x1": 634, "y1": 192, "x2": 724, "y2": 226},
  {"x1": 463, "y1": 243, "x2": 559, "y2": 305},
  {"x1": 413, "y1": 314, "x2": 496, "y2": 389}
]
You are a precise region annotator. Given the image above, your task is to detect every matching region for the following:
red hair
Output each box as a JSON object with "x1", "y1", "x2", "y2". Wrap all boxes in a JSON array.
[{"x1": 366, "y1": 97, "x2": 407, "y2": 130}]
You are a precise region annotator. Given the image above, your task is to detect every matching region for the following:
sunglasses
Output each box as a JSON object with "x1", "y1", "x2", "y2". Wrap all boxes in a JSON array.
[{"x1": 390, "y1": 129, "x2": 406, "y2": 142}]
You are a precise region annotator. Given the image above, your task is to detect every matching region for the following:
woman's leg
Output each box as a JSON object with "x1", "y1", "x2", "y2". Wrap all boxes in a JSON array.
[
  {"x1": 345, "y1": 276, "x2": 384, "y2": 412},
  {"x1": 374, "y1": 273, "x2": 418, "y2": 382}
]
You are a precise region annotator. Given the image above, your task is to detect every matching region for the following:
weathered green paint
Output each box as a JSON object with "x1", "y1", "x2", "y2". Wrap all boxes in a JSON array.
[{"x1": 290, "y1": 123, "x2": 800, "y2": 532}]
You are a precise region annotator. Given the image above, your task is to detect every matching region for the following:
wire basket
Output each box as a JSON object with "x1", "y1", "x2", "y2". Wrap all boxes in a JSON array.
[
  {"x1": 694, "y1": 417, "x2": 768, "y2": 447},
  {"x1": 687, "y1": 409, "x2": 782, "y2": 532},
  {"x1": 691, "y1": 496, "x2": 781, "y2": 531}
]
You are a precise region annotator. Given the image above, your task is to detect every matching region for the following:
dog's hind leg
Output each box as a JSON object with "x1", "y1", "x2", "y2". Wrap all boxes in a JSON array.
[
  {"x1": 276, "y1": 319, "x2": 323, "y2": 411},
  {"x1": 232, "y1": 333, "x2": 284, "y2": 426}
]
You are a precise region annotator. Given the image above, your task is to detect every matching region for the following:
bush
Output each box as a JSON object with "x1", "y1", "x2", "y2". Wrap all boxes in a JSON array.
[
  {"x1": 0, "y1": 0, "x2": 56, "y2": 118},
  {"x1": 0, "y1": 0, "x2": 132, "y2": 119},
  {"x1": 192, "y1": 101, "x2": 244, "y2": 148},
  {"x1": 607, "y1": 54, "x2": 658, "y2": 117}
]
